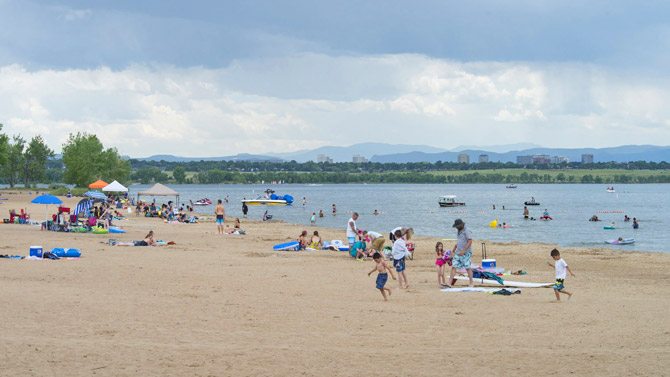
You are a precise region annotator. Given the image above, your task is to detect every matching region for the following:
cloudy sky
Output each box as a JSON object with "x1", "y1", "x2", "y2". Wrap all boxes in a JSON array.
[{"x1": 1, "y1": 0, "x2": 669, "y2": 157}]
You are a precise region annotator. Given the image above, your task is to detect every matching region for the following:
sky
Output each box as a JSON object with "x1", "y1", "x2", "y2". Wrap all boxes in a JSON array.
[{"x1": 1, "y1": 0, "x2": 669, "y2": 157}]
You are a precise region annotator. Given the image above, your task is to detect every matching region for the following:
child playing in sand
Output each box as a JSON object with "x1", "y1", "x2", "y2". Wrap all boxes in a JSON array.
[
  {"x1": 368, "y1": 252, "x2": 396, "y2": 301},
  {"x1": 547, "y1": 248, "x2": 575, "y2": 301},
  {"x1": 391, "y1": 229, "x2": 409, "y2": 289},
  {"x1": 435, "y1": 242, "x2": 452, "y2": 288}
]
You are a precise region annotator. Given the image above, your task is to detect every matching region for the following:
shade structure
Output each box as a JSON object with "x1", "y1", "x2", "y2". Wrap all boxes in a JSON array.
[
  {"x1": 102, "y1": 180, "x2": 128, "y2": 192},
  {"x1": 74, "y1": 199, "x2": 92, "y2": 215},
  {"x1": 137, "y1": 183, "x2": 179, "y2": 207},
  {"x1": 31, "y1": 194, "x2": 63, "y2": 205},
  {"x1": 84, "y1": 191, "x2": 108, "y2": 199},
  {"x1": 89, "y1": 179, "x2": 108, "y2": 189},
  {"x1": 31, "y1": 194, "x2": 63, "y2": 226}
]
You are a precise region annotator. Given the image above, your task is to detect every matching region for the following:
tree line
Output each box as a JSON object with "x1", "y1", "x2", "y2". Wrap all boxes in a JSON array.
[
  {"x1": 0, "y1": 126, "x2": 130, "y2": 188},
  {"x1": 2, "y1": 127, "x2": 669, "y2": 186}
]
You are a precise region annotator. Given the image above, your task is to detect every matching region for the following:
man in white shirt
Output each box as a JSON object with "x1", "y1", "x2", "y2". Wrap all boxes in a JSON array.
[{"x1": 346, "y1": 212, "x2": 359, "y2": 252}]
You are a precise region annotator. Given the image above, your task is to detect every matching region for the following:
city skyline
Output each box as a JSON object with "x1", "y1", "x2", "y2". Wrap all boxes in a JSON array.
[{"x1": 1, "y1": 1, "x2": 669, "y2": 156}]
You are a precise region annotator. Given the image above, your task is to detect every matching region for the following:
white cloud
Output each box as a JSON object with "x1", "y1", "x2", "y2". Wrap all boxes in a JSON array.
[{"x1": 1, "y1": 54, "x2": 670, "y2": 157}]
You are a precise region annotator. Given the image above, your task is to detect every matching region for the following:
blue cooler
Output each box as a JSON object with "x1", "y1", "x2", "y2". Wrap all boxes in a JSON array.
[
  {"x1": 29, "y1": 246, "x2": 43, "y2": 258},
  {"x1": 482, "y1": 259, "x2": 496, "y2": 268}
]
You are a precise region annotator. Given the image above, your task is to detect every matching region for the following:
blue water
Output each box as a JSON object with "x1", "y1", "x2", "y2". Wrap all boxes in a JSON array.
[{"x1": 128, "y1": 183, "x2": 668, "y2": 252}]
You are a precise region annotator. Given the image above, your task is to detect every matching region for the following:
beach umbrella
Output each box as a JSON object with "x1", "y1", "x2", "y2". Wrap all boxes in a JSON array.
[
  {"x1": 84, "y1": 191, "x2": 107, "y2": 200},
  {"x1": 31, "y1": 194, "x2": 63, "y2": 225}
]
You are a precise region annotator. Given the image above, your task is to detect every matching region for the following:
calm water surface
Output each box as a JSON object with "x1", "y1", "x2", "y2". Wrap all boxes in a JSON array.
[{"x1": 128, "y1": 183, "x2": 669, "y2": 253}]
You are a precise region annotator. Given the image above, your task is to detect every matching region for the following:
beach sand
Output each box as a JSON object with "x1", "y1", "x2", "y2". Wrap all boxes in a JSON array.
[{"x1": 1, "y1": 191, "x2": 669, "y2": 376}]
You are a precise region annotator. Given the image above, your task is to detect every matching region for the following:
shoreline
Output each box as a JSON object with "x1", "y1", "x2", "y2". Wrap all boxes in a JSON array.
[{"x1": 2, "y1": 190, "x2": 669, "y2": 376}]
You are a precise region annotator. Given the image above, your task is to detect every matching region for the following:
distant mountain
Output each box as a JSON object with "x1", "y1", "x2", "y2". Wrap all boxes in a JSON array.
[
  {"x1": 266, "y1": 142, "x2": 448, "y2": 163},
  {"x1": 450, "y1": 142, "x2": 543, "y2": 153},
  {"x1": 134, "y1": 153, "x2": 283, "y2": 162},
  {"x1": 371, "y1": 145, "x2": 670, "y2": 163}
]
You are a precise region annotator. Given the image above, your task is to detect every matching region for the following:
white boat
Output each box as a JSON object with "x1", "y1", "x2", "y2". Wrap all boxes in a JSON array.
[
  {"x1": 439, "y1": 195, "x2": 465, "y2": 207},
  {"x1": 242, "y1": 199, "x2": 291, "y2": 206},
  {"x1": 453, "y1": 276, "x2": 553, "y2": 288},
  {"x1": 242, "y1": 189, "x2": 294, "y2": 206},
  {"x1": 606, "y1": 185, "x2": 615, "y2": 193}
]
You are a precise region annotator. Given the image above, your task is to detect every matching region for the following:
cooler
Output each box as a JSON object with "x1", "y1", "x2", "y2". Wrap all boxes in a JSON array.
[
  {"x1": 482, "y1": 259, "x2": 496, "y2": 268},
  {"x1": 30, "y1": 246, "x2": 43, "y2": 258}
]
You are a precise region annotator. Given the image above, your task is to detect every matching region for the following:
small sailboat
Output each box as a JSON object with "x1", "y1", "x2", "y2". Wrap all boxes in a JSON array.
[{"x1": 606, "y1": 185, "x2": 615, "y2": 193}]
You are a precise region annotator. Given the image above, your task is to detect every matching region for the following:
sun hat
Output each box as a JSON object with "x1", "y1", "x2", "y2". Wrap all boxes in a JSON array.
[{"x1": 452, "y1": 218, "x2": 465, "y2": 228}]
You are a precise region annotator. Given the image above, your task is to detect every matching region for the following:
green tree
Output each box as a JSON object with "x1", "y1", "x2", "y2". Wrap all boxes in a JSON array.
[
  {"x1": 1, "y1": 135, "x2": 25, "y2": 187},
  {"x1": 0, "y1": 123, "x2": 8, "y2": 169},
  {"x1": 62, "y1": 132, "x2": 131, "y2": 187},
  {"x1": 22, "y1": 135, "x2": 54, "y2": 186},
  {"x1": 173, "y1": 166, "x2": 186, "y2": 183}
]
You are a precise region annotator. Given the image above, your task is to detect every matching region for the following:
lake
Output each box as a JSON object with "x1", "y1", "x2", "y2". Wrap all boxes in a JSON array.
[{"x1": 126, "y1": 183, "x2": 669, "y2": 253}]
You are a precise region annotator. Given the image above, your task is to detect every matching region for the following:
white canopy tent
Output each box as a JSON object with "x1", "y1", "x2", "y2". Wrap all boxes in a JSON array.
[
  {"x1": 102, "y1": 180, "x2": 128, "y2": 192},
  {"x1": 137, "y1": 183, "x2": 179, "y2": 207}
]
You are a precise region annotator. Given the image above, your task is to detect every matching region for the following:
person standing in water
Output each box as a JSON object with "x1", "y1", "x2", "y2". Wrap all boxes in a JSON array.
[
  {"x1": 215, "y1": 199, "x2": 226, "y2": 234},
  {"x1": 523, "y1": 206, "x2": 529, "y2": 219}
]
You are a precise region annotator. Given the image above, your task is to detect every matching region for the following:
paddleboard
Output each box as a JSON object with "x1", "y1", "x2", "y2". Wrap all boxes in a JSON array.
[
  {"x1": 441, "y1": 287, "x2": 521, "y2": 293},
  {"x1": 273, "y1": 241, "x2": 299, "y2": 251},
  {"x1": 454, "y1": 276, "x2": 552, "y2": 288}
]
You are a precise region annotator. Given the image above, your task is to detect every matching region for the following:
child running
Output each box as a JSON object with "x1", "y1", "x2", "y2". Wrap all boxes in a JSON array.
[
  {"x1": 547, "y1": 248, "x2": 575, "y2": 301},
  {"x1": 368, "y1": 252, "x2": 396, "y2": 301},
  {"x1": 435, "y1": 241, "x2": 452, "y2": 288},
  {"x1": 391, "y1": 229, "x2": 409, "y2": 289}
]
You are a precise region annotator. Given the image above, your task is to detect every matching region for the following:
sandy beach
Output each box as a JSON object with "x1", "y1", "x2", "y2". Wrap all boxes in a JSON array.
[{"x1": 1, "y1": 190, "x2": 669, "y2": 376}]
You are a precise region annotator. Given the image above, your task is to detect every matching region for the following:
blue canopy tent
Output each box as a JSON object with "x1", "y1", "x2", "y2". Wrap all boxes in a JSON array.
[{"x1": 31, "y1": 194, "x2": 63, "y2": 226}]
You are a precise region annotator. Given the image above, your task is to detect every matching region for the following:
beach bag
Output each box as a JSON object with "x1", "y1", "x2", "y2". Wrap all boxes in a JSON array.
[{"x1": 108, "y1": 239, "x2": 117, "y2": 246}]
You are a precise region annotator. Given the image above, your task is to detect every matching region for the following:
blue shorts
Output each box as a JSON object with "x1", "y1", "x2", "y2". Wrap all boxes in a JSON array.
[
  {"x1": 216, "y1": 215, "x2": 224, "y2": 225},
  {"x1": 376, "y1": 273, "x2": 388, "y2": 290},
  {"x1": 554, "y1": 278, "x2": 565, "y2": 290},
  {"x1": 348, "y1": 236, "x2": 356, "y2": 245},
  {"x1": 453, "y1": 252, "x2": 472, "y2": 270},
  {"x1": 393, "y1": 257, "x2": 406, "y2": 272}
]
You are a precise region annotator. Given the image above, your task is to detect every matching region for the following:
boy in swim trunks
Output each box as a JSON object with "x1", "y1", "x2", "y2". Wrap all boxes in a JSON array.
[
  {"x1": 368, "y1": 252, "x2": 396, "y2": 301},
  {"x1": 215, "y1": 199, "x2": 226, "y2": 234},
  {"x1": 547, "y1": 248, "x2": 575, "y2": 301}
]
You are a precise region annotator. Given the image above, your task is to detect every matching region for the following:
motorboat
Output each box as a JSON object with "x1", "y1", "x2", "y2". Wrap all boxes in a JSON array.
[
  {"x1": 439, "y1": 195, "x2": 465, "y2": 207},
  {"x1": 242, "y1": 189, "x2": 294, "y2": 206},
  {"x1": 606, "y1": 185, "x2": 615, "y2": 193},
  {"x1": 506, "y1": 185, "x2": 517, "y2": 188}
]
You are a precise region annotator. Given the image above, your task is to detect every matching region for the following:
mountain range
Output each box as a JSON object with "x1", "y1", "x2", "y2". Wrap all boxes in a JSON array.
[{"x1": 134, "y1": 144, "x2": 670, "y2": 163}]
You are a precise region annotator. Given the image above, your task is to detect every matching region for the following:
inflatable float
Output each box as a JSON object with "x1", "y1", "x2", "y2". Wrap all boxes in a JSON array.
[
  {"x1": 273, "y1": 241, "x2": 299, "y2": 251},
  {"x1": 91, "y1": 227, "x2": 109, "y2": 234},
  {"x1": 603, "y1": 226, "x2": 616, "y2": 230},
  {"x1": 108, "y1": 227, "x2": 126, "y2": 233},
  {"x1": 50, "y1": 248, "x2": 82, "y2": 257},
  {"x1": 606, "y1": 238, "x2": 635, "y2": 245}
]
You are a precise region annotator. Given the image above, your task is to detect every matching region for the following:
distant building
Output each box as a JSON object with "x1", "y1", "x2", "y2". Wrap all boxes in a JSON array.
[
  {"x1": 317, "y1": 154, "x2": 333, "y2": 163},
  {"x1": 516, "y1": 155, "x2": 533, "y2": 164},
  {"x1": 478, "y1": 154, "x2": 489, "y2": 163},
  {"x1": 352, "y1": 154, "x2": 368, "y2": 163},
  {"x1": 532, "y1": 155, "x2": 551, "y2": 164},
  {"x1": 551, "y1": 156, "x2": 570, "y2": 164},
  {"x1": 457, "y1": 154, "x2": 470, "y2": 164},
  {"x1": 582, "y1": 154, "x2": 594, "y2": 164}
]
